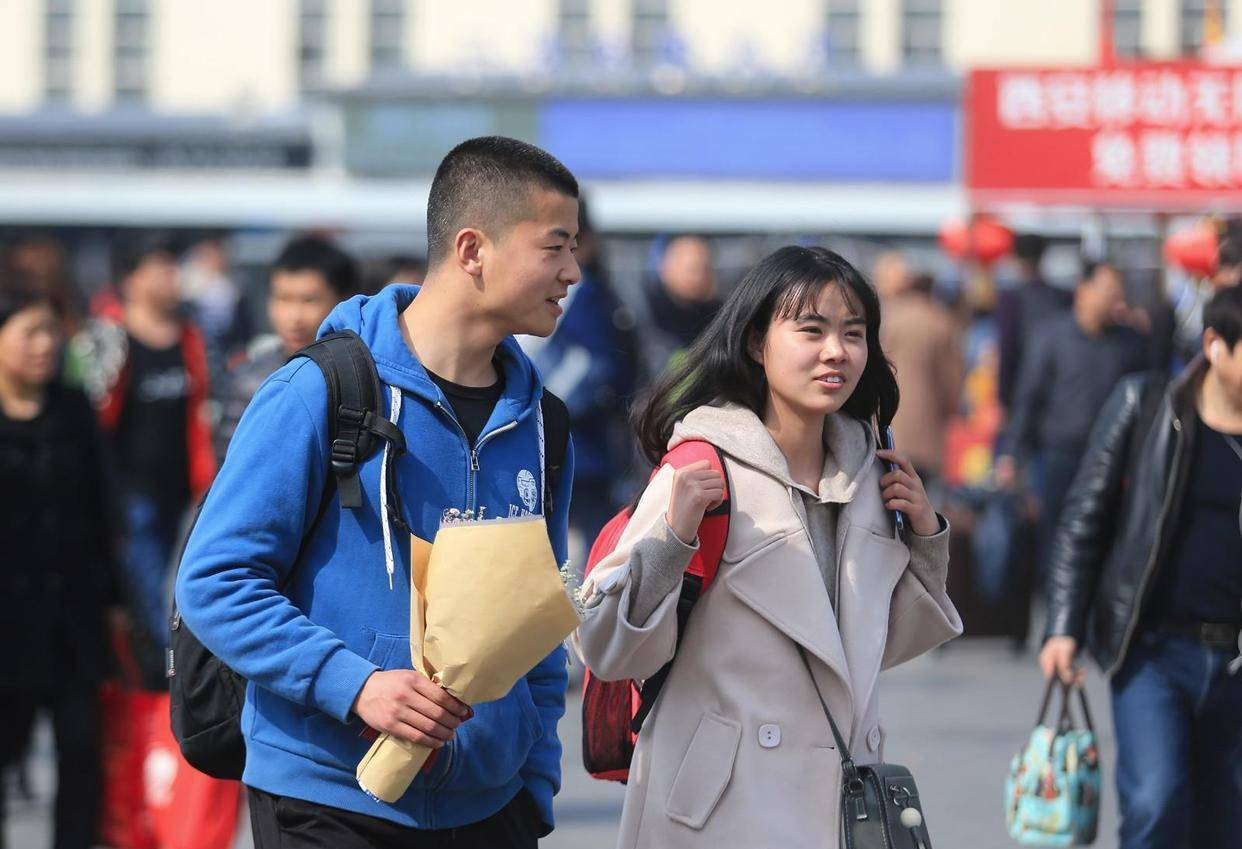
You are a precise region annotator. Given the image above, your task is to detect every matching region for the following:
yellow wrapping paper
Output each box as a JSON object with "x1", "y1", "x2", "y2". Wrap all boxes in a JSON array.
[{"x1": 355, "y1": 515, "x2": 580, "y2": 802}]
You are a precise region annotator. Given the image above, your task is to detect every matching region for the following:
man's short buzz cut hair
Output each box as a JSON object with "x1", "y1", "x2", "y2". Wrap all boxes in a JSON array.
[{"x1": 426, "y1": 136, "x2": 579, "y2": 266}]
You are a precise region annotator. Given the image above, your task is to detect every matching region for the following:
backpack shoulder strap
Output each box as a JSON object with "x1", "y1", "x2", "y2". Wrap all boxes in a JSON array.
[
  {"x1": 539, "y1": 389, "x2": 570, "y2": 515},
  {"x1": 659, "y1": 440, "x2": 731, "y2": 588},
  {"x1": 292, "y1": 330, "x2": 403, "y2": 509},
  {"x1": 630, "y1": 440, "x2": 731, "y2": 732}
]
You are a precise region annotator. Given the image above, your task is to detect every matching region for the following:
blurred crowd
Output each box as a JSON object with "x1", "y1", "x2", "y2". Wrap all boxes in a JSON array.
[{"x1": 0, "y1": 210, "x2": 1237, "y2": 849}]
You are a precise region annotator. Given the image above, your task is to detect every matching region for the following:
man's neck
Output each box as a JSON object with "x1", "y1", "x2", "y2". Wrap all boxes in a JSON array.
[
  {"x1": 124, "y1": 301, "x2": 180, "y2": 349},
  {"x1": 1198, "y1": 370, "x2": 1242, "y2": 434},
  {"x1": 763, "y1": 400, "x2": 825, "y2": 491},
  {"x1": 400, "y1": 276, "x2": 504, "y2": 387}
]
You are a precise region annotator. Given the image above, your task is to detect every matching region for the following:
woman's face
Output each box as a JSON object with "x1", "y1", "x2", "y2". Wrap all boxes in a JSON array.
[
  {"x1": 754, "y1": 283, "x2": 869, "y2": 420},
  {"x1": 0, "y1": 302, "x2": 62, "y2": 389}
]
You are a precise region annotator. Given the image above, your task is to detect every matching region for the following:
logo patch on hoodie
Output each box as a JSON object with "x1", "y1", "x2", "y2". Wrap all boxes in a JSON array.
[{"x1": 516, "y1": 469, "x2": 538, "y2": 513}]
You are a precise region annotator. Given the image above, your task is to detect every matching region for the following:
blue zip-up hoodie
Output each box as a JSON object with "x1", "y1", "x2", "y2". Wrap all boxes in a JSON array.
[{"x1": 176, "y1": 285, "x2": 573, "y2": 831}]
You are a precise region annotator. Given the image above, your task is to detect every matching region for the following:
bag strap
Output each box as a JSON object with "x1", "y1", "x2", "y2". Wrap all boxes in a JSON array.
[
  {"x1": 539, "y1": 391, "x2": 570, "y2": 516},
  {"x1": 1036, "y1": 677, "x2": 1096, "y2": 734},
  {"x1": 629, "y1": 441, "x2": 732, "y2": 733},
  {"x1": 294, "y1": 330, "x2": 404, "y2": 511},
  {"x1": 797, "y1": 647, "x2": 859, "y2": 773}
]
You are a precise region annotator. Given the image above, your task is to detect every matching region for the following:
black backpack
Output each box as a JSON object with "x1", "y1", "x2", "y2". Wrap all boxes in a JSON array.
[{"x1": 168, "y1": 330, "x2": 570, "y2": 780}]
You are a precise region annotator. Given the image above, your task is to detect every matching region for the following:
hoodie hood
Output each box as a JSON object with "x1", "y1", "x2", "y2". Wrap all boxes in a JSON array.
[
  {"x1": 319, "y1": 284, "x2": 544, "y2": 417},
  {"x1": 671, "y1": 402, "x2": 876, "y2": 504}
]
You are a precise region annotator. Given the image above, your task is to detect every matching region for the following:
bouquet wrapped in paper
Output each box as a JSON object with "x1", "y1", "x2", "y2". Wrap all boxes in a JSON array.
[{"x1": 355, "y1": 514, "x2": 581, "y2": 802}]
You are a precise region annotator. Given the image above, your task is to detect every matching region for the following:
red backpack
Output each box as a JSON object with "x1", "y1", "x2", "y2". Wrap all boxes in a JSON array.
[{"x1": 580, "y1": 440, "x2": 731, "y2": 782}]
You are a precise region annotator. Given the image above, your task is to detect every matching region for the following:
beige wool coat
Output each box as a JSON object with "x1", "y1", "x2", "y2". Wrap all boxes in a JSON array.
[{"x1": 575, "y1": 404, "x2": 963, "y2": 849}]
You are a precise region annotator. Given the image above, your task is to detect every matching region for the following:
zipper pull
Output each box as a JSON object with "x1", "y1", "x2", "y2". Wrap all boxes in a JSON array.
[{"x1": 470, "y1": 449, "x2": 480, "y2": 471}]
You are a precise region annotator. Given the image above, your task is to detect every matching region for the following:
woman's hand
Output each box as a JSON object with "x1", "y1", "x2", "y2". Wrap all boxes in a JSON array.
[
  {"x1": 665, "y1": 460, "x2": 725, "y2": 545},
  {"x1": 876, "y1": 449, "x2": 939, "y2": 536}
]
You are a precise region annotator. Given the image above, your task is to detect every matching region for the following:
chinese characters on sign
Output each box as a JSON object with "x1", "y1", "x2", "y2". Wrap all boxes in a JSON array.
[{"x1": 967, "y1": 66, "x2": 1242, "y2": 202}]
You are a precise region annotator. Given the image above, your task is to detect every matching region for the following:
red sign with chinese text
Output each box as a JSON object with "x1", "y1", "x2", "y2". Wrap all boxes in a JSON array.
[{"x1": 967, "y1": 64, "x2": 1242, "y2": 206}]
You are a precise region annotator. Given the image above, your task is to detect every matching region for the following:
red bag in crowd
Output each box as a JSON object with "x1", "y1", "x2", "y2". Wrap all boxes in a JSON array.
[
  {"x1": 99, "y1": 629, "x2": 241, "y2": 849},
  {"x1": 580, "y1": 440, "x2": 731, "y2": 782},
  {"x1": 145, "y1": 694, "x2": 242, "y2": 849},
  {"x1": 99, "y1": 679, "x2": 163, "y2": 849}
]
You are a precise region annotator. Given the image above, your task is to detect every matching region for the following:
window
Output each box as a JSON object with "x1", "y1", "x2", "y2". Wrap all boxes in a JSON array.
[
  {"x1": 559, "y1": 0, "x2": 593, "y2": 68},
  {"x1": 114, "y1": 0, "x2": 148, "y2": 105},
  {"x1": 1110, "y1": 0, "x2": 1142, "y2": 58},
  {"x1": 631, "y1": 0, "x2": 669, "y2": 67},
  {"x1": 300, "y1": 0, "x2": 328, "y2": 89},
  {"x1": 1180, "y1": 0, "x2": 1227, "y2": 56},
  {"x1": 901, "y1": 0, "x2": 942, "y2": 68},
  {"x1": 45, "y1": 0, "x2": 74, "y2": 104},
  {"x1": 370, "y1": 0, "x2": 405, "y2": 72},
  {"x1": 824, "y1": 0, "x2": 861, "y2": 67}
]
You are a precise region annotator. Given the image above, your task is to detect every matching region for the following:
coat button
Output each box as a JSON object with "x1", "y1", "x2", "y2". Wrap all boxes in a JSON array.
[
  {"x1": 758, "y1": 724, "x2": 781, "y2": 748},
  {"x1": 867, "y1": 726, "x2": 882, "y2": 752}
]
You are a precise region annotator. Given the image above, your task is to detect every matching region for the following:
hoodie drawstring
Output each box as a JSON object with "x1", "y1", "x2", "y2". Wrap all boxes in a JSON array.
[
  {"x1": 537, "y1": 397, "x2": 547, "y2": 515},
  {"x1": 380, "y1": 384, "x2": 402, "y2": 590}
]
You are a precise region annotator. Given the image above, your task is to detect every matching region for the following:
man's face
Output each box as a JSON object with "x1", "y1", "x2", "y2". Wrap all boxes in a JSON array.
[
  {"x1": 269, "y1": 270, "x2": 339, "y2": 353},
  {"x1": 659, "y1": 236, "x2": 716, "y2": 303},
  {"x1": 126, "y1": 253, "x2": 181, "y2": 314},
  {"x1": 1081, "y1": 265, "x2": 1126, "y2": 324},
  {"x1": 479, "y1": 189, "x2": 581, "y2": 337}
]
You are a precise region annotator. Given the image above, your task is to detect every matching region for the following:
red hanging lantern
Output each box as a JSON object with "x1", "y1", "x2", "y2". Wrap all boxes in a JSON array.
[
  {"x1": 971, "y1": 218, "x2": 1015, "y2": 264},
  {"x1": 939, "y1": 217, "x2": 1014, "y2": 265},
  {"x1": 938, "y1": 218, "x2": 970, "y2": 260},
  {"x1": 1163, "y1": 224, "x2": 1218, "y2": 278}
]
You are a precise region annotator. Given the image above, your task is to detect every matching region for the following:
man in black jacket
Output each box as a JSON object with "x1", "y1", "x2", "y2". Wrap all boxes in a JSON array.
[{"x1": 1040, "y1": 284, "x2": 1242, "y2": 849}]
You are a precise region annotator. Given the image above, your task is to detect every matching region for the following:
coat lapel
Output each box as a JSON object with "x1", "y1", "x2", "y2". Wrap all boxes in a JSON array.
[
  {"x1": 834, "y1": 473, "x2": 911, "y2": 719},
  {"x1": 724, "y1": 533, "x2": 854, "y2": 708}
]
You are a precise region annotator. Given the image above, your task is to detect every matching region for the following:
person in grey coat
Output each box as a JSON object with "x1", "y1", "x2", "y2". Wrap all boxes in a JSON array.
[{"x1": 214, "y1": 236, "x2": 359, "y2": 458}]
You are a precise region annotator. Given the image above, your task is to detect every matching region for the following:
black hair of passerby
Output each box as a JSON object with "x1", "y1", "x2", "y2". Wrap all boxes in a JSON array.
[
  {"x1": 1013, "y1": 233, "x2": 1049, "y2": 269},
  {"x1": 1217, "y1": 218, "x2": 1242, "y2": 273},
  {"x1": 426, "y1": 135, "x2": 578, "y2": 266},
  {"x1": 1079, "y1": 259, "x2": 1118, "y2": 284},
  {"x1": 112, "y1": 235, "x2": 180, "y2": 283},
  {"x1": 633, "y1": 245, "x2": 898, "y2": 466},
  {"x1": 1204, "y1": 277, "x2": 1242, "y2": 341},
  {"x1": 274, "y1": 236, "x2": 361, "y2": 300}
]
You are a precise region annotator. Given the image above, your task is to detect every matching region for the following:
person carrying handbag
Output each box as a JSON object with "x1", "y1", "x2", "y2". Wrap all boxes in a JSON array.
[
  {"x1": 1039, "y1": 284, "x2": 1242, "y2": 849},
  {"x1": 575, "y1": 246, "x2": 962, "y2": 848}
]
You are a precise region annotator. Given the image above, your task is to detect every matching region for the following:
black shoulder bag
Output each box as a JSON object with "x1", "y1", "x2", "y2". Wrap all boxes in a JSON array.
[{"x1": 798, "y1": 647, "x2": 932, "y2": 849}]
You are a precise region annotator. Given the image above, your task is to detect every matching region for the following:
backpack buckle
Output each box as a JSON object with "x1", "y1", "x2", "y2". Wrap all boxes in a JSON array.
[
  {"x1": 331, "y1": 437, "x2": 359, "y2": 468},
  {"x1": 337, "y1": 405, "x2": 365, "y2": 425}
]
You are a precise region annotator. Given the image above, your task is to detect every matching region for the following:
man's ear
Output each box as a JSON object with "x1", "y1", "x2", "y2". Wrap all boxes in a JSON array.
[{"x1": 454, "y1": 228, "x2": 486, "y2": 278}]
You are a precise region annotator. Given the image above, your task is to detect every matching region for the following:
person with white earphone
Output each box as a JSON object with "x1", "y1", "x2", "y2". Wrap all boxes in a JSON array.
[{"x1": 1040, "y1": 282, "x2": 1242, "y2": 849}]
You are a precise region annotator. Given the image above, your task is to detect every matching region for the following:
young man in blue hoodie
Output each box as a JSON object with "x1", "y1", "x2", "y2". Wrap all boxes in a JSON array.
[{"x1": 176, "y1": 137, "x2": 580, "y2": 848}]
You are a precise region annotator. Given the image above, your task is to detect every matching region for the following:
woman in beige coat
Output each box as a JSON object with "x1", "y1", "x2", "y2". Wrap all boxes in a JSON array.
[{"x1": 575, "y1": 246, "x2": 962, "y2": 848}]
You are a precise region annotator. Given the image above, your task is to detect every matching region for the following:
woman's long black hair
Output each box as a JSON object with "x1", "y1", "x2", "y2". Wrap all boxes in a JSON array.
[{"x1": 632, "y1": 245, "x2": 898, "y2": 467}]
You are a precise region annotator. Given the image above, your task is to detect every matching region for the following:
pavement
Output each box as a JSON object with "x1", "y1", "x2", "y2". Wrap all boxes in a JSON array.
[{"x1": 6, "y1": 639, "x2": 1119, "y2": 849}]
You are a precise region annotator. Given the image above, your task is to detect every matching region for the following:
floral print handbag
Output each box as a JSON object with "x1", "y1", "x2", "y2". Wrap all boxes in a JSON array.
[{"x1": 1006, "y1": 678, "x2": 1101, "y2": 846}]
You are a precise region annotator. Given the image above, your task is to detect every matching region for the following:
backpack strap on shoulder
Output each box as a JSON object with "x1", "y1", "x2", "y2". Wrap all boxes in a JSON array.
[
  {"x1": 630, "y1": 440, "x2": 731, "y2": 733},
  {"x1": 539, "y1": 390, "x2": 570, "y2": 515},
  {"x1": 292, "y1": 330, "x2": 404, "y2": 510}
]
